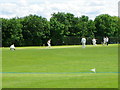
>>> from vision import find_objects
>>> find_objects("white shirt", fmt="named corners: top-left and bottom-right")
top-left (92, 39), bottom-right (96, 42)
top-left (81, 38), bottom-right (86, 43)
top-left (106, 37), bottom-right (109, 42)
top-left (47, 40), bottom-right (51, 44)
top-left (10, 45), bottom-right (15, 49)
top-left (104, 38), bottom-right (106, 43)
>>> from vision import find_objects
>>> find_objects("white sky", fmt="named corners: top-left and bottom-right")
top-left (0, 0), bottom-right (119, 20)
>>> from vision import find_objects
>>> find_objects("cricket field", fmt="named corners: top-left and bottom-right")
top-left (2, 44), bottom-right (118, 88)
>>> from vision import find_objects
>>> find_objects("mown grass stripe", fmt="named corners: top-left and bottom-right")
top-left (0, 72), bottom-right (119, 74)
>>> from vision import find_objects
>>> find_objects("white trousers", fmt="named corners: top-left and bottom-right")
top-left (48, 43), bottom-right (51, 47)
top-left (82, 43), bottom-right (86, 48)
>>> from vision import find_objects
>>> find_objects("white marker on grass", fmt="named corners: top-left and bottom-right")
top-left (90, 68), bottom-right (96, 73)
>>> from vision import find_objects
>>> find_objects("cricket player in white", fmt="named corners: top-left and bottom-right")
top-left (47, 39), bottom-right (51, 48)
top-left (103, 37), bottom-right (106, 45)
top-left (81, 37), bottom-right (86, 48)
top-left (10, 44), bottom-right (15, 50)
top-left (92, 38), bottom-right (97, 46)
top-left (106, 37), bottom-right (109, 46)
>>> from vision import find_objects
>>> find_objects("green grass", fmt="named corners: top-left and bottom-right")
top-left (2, 44), bottom-right (118, 88)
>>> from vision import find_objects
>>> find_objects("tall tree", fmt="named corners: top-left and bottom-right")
top-left (21, 14), bottom-right (50, 46)
top-left (2, 18), bottom-right (23, 46)
top-left (87, 20), bottom-right (96, 38)
top-left (94, 14), bottom-right (116, 37)
top-left (50, 17), bottom-right (65, 45)
top-left (75, 15), bottom-right (96, 37)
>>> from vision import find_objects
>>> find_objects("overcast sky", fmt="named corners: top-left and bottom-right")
top-left (0, 0), bottom-right (119, 20)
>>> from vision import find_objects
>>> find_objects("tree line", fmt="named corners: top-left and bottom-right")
top-left (1, 12), bottom-right (119, 46)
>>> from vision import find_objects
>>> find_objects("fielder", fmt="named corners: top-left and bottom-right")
top-left (106, 37), bottom-right (109, 46)
top-left (92, 38), bottom-right (97, 46)
top-left (81, 37), bottom-right (86, 48)
top-left (103, 37), bottom-right (106, 45)
top-left (10, 44), bottom-right (15, 50)
top-left (47, 39), bottom-right (51, 48)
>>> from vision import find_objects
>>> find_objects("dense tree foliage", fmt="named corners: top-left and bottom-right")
top-left (2, 18), bottom-right (23, 46)
top-left (1, 13), bottom-right (118, 46)
top-left (94, 14), bottom-right (118, 37)
top-left (20, 15), bottom-right (50, 46)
